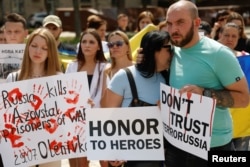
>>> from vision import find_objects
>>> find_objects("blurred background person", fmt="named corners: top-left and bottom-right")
top-left (0, 26), bottom-right (6, 78)
top-left (199, 20), bottom-right (212, 38)
top-left (226, 11), bottom-right (250, 53)
top-left (3, 13), bottom-right (28, 44)
top-left (87, 15), bottom-right (107, 41)
top-left (0, 26), bottom-right (6, 44)
top-left (136, 10), bottom-right (155, 32)
top-left (116, 13), bottom-right (129, 33)
top-left (76, 15), bottom-right (109, 57)
top-left (43, 15), bottom-right (77, 56)
top-left (210, 9), bottom-right (230, 40)
top-left (2, 13), bottom-right (28, 78)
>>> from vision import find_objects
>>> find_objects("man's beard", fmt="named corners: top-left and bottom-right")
top-left (171, 24), bottom-right (194, 47)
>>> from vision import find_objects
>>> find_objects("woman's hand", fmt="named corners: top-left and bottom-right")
top-left (87, 98), bottom-right (95, 108)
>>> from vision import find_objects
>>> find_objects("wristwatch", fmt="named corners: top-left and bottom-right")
top-left (203, 88), bottom-right (212, 97)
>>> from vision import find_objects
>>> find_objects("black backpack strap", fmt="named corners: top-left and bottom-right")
top-left (124, 68), bottom-right (138, 100)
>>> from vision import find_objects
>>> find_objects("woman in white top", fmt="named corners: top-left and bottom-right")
top-left (65, 29), bottom-right (107, 167)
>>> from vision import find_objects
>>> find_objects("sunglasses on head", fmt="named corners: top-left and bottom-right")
top-left (107, 41), bottom-right (124, 48)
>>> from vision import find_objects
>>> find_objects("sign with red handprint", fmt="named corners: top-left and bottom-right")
top-left (0, 72), bottom-right (90, 167)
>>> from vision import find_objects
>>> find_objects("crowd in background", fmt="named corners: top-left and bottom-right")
top-left (0, 0), bottom-right (250, 167)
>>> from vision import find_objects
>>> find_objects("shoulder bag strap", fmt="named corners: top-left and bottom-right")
top-left (124, 68), bottom-right (138, 100)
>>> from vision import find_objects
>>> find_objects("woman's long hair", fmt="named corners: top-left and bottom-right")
top-left (76, 29), bottom-right (107, 71)
top-left (226, 12), bottom-right (247, 39)
top-left (136, 30), bottom-right (172, 78)
top-left (106, 30), bottom-right (132, 76)
top-left (18, 28), bottom-right (61, 80)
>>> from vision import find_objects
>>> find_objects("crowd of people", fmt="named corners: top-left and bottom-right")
top-left (0, 0), bottom-right (250, 167)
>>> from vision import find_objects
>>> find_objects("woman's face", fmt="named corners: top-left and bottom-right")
top-left (154, 43), bottom-right (172, 72)
top-left (29, 35), bottom-right (48, 64)
top-left (97, 24), bottom-right (107, 41)
top-left (108, 35), bottom-right (128, 60)
top-left (81, 33), bottom-right (100, 58)
top-left (139, 17), bottom-right (152, 30)
top-left (219, 26), bottom-right (239, 50)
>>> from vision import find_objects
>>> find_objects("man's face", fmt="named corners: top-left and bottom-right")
top-left (4, 22), bottom-right (28, 44)
top-left (45, 23), bottom-right (62, 40)
top-left (166, 9), bottom-right (195, 47)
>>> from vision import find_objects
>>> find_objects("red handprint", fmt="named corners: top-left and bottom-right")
top-left (66, 125), bottom-right (85, 152)
top-left (2, 114), bottom-right (24, 148)
top-left (30, 84), bottom-right (44, 110)
top-left (64, 79), bottom-right (82, 104)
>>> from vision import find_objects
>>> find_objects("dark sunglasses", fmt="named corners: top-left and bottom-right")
top-left (107, 41), bottom-right (124, 48)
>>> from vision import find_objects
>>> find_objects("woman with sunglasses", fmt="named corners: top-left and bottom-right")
top-left (102, 30), bottom-right (134, 95)
top-left (65, 29), bottom-right (107, 167)
top-left (101, 30), bottom-right (173, 167)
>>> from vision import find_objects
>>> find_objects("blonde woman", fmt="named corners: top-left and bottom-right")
top-left (102, 30), bottom-right (133, 94)
top-left (6, 28), bottom-right (62, 167)
top-left (6, 27), bottom-right (62, 81)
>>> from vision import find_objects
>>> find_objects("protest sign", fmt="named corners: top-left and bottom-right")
top-left (0, 44), bottom-right (25, 64)
top-left (86, 107), bottom-right (164, 161)
top-left (0, 72), bottom-right (90, 167)
top-left (160, 83), bottom-right (216, 160)
top-left (0, 44), bottom-right (25, 79)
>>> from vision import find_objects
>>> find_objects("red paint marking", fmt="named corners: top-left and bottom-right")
top-left (30, 94), bottom-right (42, 110)
top-left (64, 108), bottom-right (76, 118)
top-left (64, 93), bottom-right (79, 104)
top-left (38, 85), bottom-right (41, 93)
top-left (27, 117), bottom-right (41, 130)
top-left (66, 136), bottom-right (78, 152)
top-left (4, 113), bottom-right (6, 122)
top-left (44, 119), bottom-right (58, 134)
top-left (49, 140), bottom-right (63, 153)
top-left (8, 88), bottom-right (23, 102)
top-left (209, 99), bottom-right (216, 136)
top-left (4, 124), bottom-right (24, 148)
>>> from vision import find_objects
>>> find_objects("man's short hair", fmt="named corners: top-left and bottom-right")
top-left (4, 13), bottom-right (27, 29)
